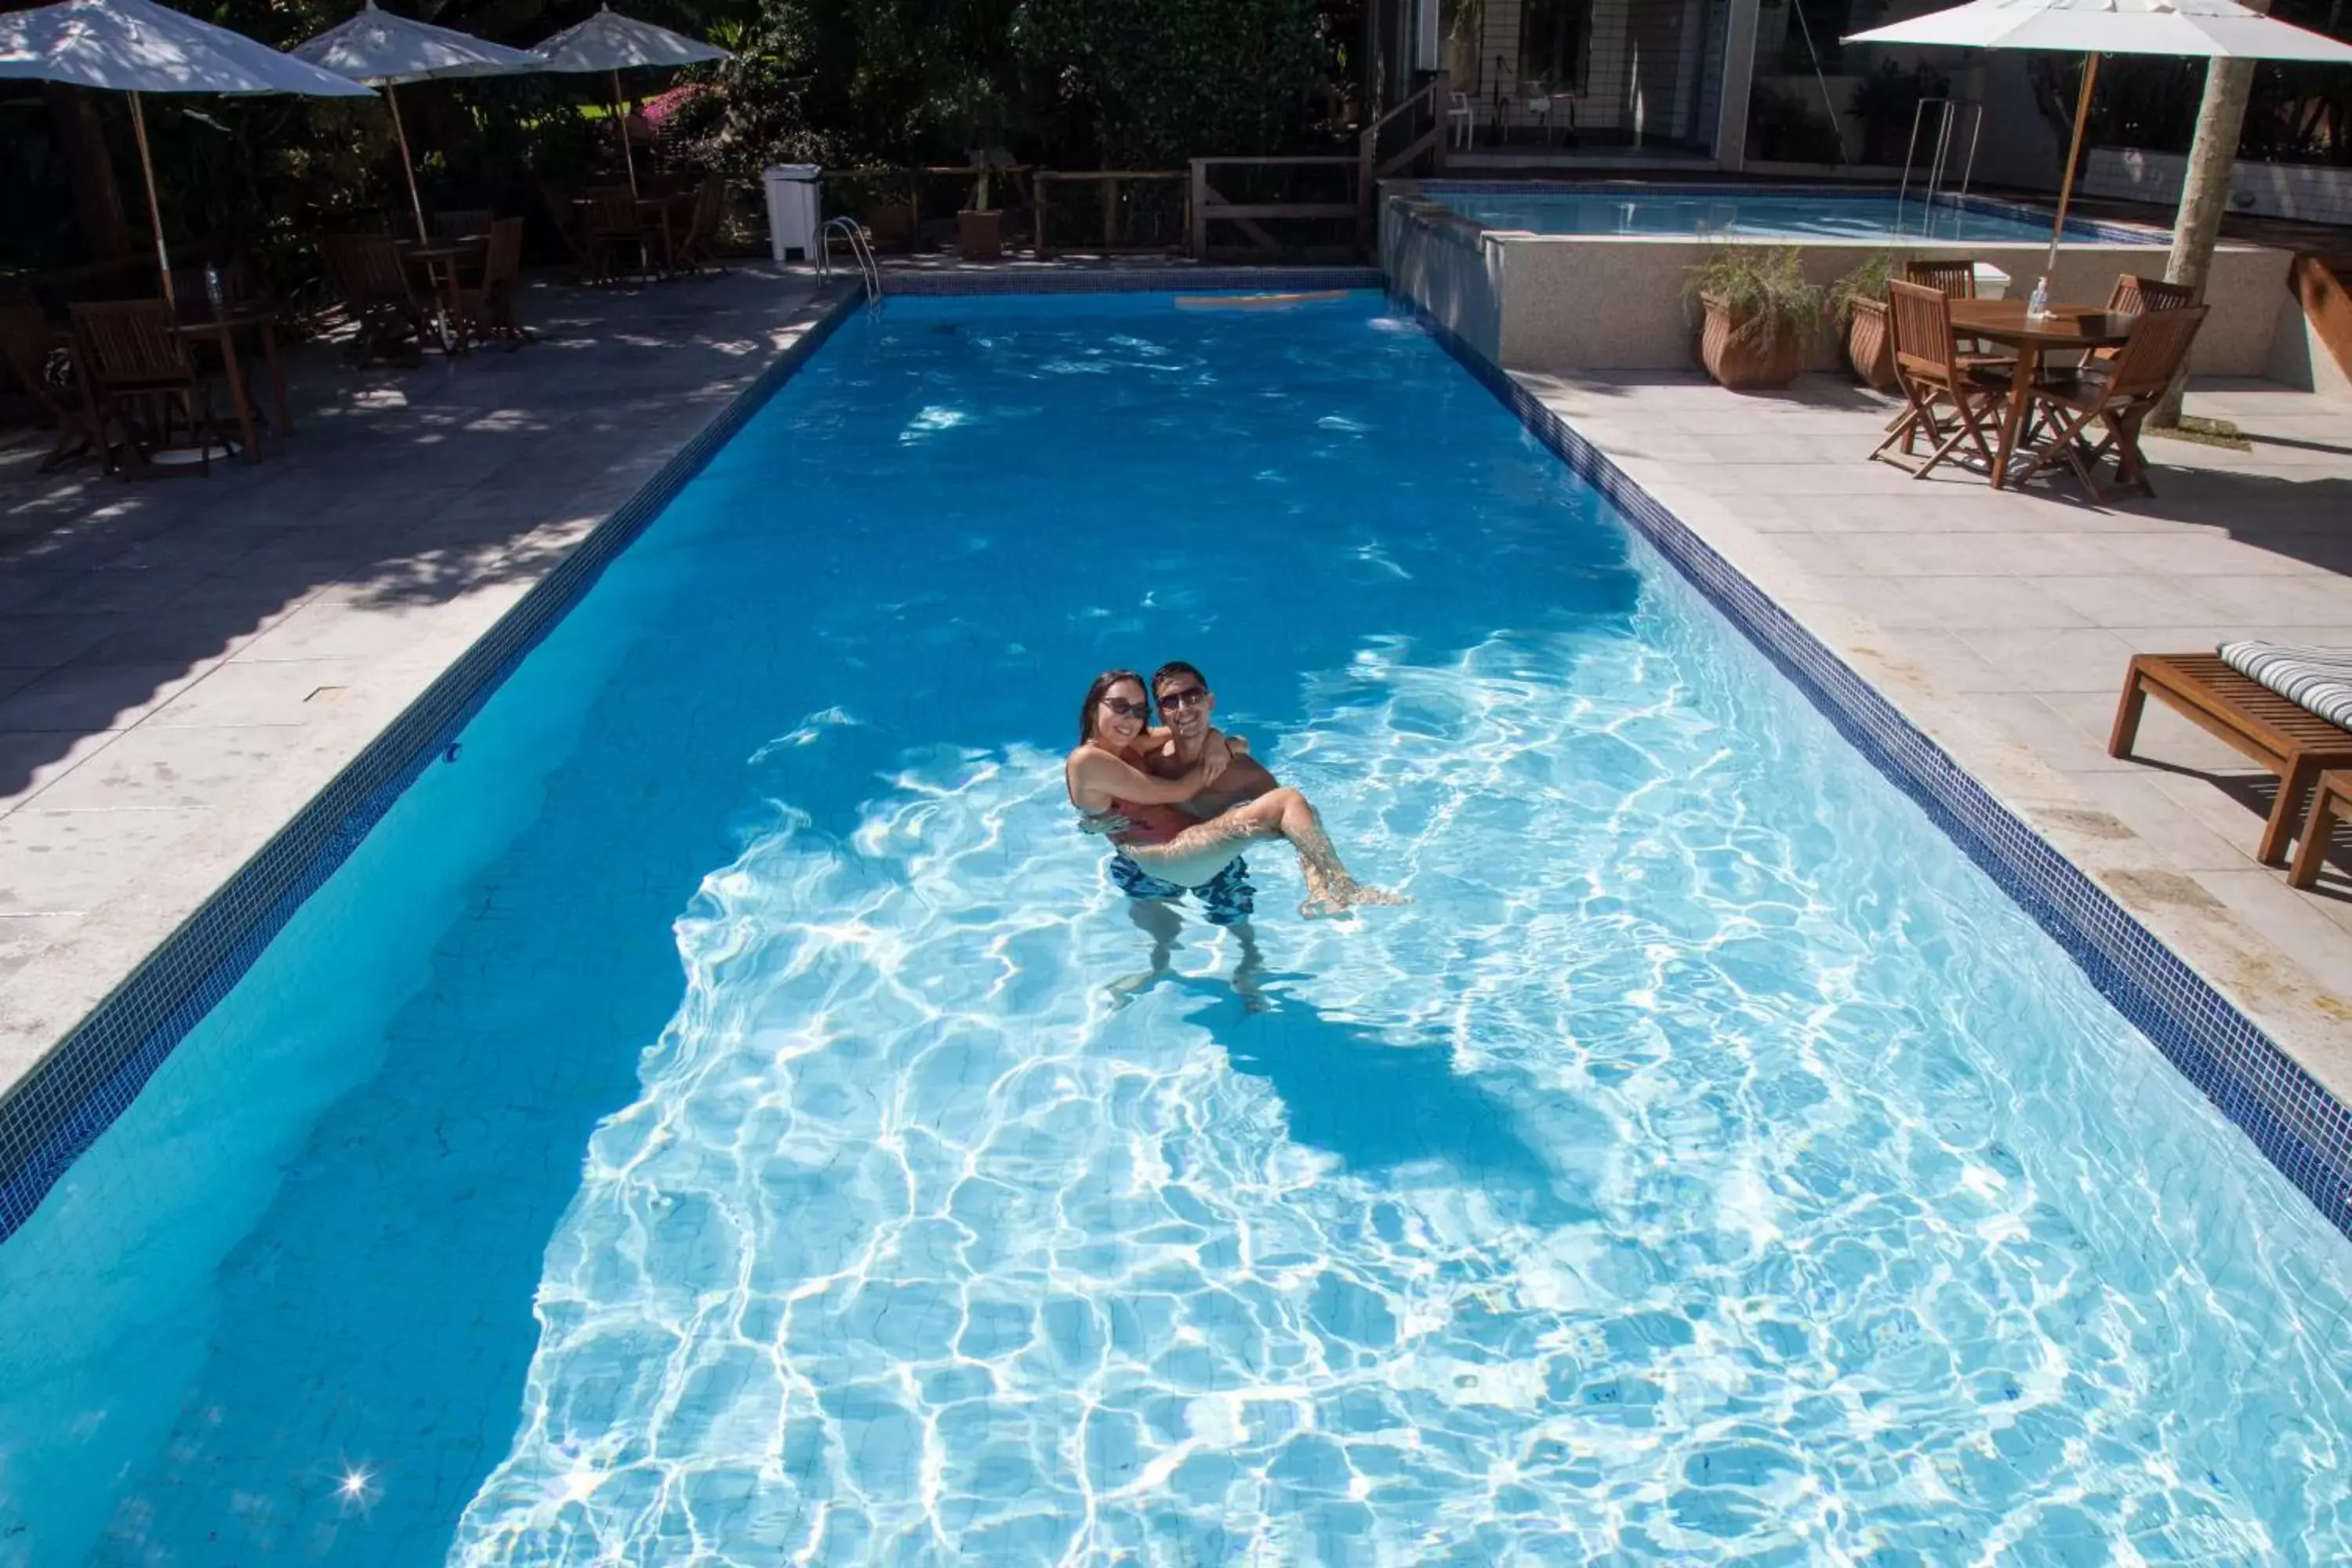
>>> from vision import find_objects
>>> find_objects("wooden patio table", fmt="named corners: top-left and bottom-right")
top-left (173, 302), bottom-right (290, 464)
top-left (398, 236), bottom-right (487, 353)
top-left (1947, 299), bottom-right (2136, 491)
top-left (571, 192), bottom-right (695, 275)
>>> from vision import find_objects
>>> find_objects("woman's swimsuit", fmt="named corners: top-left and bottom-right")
top-left (1103, 797), bottom-right (1192, 846)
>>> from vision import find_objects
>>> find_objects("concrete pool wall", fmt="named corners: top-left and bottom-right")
top-left (1381, 183), bottom-right (2296, 379)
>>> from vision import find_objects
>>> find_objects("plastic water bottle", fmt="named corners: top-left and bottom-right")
top-left (2026, 274), bottom-right (2050, 321)
top-left (203, 263), bottom-right (223, 311)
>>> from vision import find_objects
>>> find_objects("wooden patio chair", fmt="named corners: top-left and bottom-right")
top-left (2111, 652), bottom-right (2352, 866)
top-left (162, 260), bottom-right (274, 426)
top-left (433, 208), bottom-right (494, 241)
top-left (2109, 274), bottom-right (2195, 314)
top-left (459, 216), bottom-right (533, 350)
top-left (68, 299), bottom-right (229, 477)
top-left (1871, 278), bottom-right (2008, 479)
top-left (165, 260), bottom-right (251, 326)
top-left (1903, 258), bottom-right (1978, 298)
top-left (2085, 274), bottom-right (2197, 368)
top-left (431, 209), bottom-right (495, 289)
top-left (321, 232), bottom-right (427, 366)
top-left (539, 181), bottom-right (591, 281)
top-left (1902, 256), bottom-right (2008, 365)
top-left (2015, 304), bottom-right (2208, 502)
top-left (673, 174), bottom-right (728, 275)
top-left (583, 186), bottom-right (657, 284)
top-left (1, 298), bottom-right (100, 473)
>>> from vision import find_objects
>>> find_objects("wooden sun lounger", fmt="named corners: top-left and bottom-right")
top-left (2289, 771), bottom-right (2350, 890)
top-left (2110, 653), bottom-right (2352, 866)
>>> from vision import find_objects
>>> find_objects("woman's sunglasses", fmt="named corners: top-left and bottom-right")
top-left (1101, 696), bottom-right (1151, 720)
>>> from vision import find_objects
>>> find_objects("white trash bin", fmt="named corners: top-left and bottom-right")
top-left (763, 164), bottom-right (822, 260)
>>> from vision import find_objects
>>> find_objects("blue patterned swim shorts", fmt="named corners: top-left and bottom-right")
top-left (1107, 852), bottom-right (1256, 926)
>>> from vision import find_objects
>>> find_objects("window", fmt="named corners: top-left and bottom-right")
top-left (1519, 0), bottom-right (1591, 93)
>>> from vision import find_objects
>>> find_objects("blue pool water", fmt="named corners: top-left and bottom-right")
top-left (1427, 184), bottom-right (2158, 245)
top-left (4, 292), bottom-right (2350, 1565)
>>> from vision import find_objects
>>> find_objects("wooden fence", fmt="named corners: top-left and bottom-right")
top-left (1188, 157), bottom-right (1366, 260)
top-left (1032, 171), bottom-right (1190, 259)
top-left (814, 82), bottom-right (1450, 264)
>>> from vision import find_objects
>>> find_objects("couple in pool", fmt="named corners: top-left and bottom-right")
top-left (1065, 662), bottom-right (1406, 924)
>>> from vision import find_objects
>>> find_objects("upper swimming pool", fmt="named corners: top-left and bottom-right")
top-left (1425, 183), bottom-right (2161, 245)
top-left (2, 291), bottom-right (2347, 1565)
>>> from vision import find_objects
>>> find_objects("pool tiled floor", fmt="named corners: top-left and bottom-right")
top-left (0, 266), bottom-right (827, 1093)
top-left (1515, 368), bottom-right (2352, 1082)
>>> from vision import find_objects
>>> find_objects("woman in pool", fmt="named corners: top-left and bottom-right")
top-left (1065, 669), bottom-right (1406, 918)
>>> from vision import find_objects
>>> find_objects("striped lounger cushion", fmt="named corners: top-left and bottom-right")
top-left (2218, 641), bottom-right (2352, 730)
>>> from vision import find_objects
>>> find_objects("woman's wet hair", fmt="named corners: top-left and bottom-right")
top-left (1080, 669), bottom-right (1148, 741)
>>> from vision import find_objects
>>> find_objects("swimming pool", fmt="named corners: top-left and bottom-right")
top-left (3, 291), bottom-right (2349, 1564)
top-left (1425, 183), bottom-right (2159, 245)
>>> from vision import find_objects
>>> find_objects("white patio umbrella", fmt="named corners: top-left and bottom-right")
top-left (0, 0), bottom-right (377, 310)
top-left (293, 1), bottom-right (543, 242)
top-left (1846, 0), bottom-right (2352, 288)
top-left (530, 5), bottom-right (728, 198)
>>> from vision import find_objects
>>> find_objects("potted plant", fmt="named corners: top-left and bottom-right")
top-left (1684, 245), bottom-right (1823, 391)
top-left (1828, 251), bottom-right (1900, 391)
top-left (958, 153), bottom-right (1003, 260)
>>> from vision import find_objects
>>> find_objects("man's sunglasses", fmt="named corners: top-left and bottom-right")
top-left (1158, 686), bottom-right (1209, 710)
top-left (1101, 696), bottom-right (1151, 719)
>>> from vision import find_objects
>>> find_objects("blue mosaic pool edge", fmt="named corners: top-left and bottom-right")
top-left (0, 286), bottom-right (870, 1243)
top-left (1394, 300), bottom-right (2352, 1241)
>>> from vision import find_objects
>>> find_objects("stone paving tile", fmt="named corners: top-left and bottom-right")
top-left (1947, 626), bottom-right (2146, 694)
top-left (1866, 575), bottom-right (2100, 631)
top-left (0, 913), bottom-right (73, 982)
top-left (0, 730), bottom-right (119, 808)
top-left (0, 807), bottom-right (215, 914)
top-left (2033, 573), bottom-right (2241, 629)
top-left (1520, 367), bottom-right (2352, 1080)
top-left (0, 267), bottom-right (826, 1081)
top-left (0, 661), bottom-right (210, 734)
top-left (24, 724), bottom-right (295, 813)
top-left (142, 659), bottom-right (370, 729)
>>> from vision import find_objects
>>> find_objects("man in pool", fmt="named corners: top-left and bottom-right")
top-left (1105, 662), bottom-right (1279, 996)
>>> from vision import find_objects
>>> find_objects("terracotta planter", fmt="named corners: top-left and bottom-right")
top-left (1697, 292), bottom-right (1806, 391)
top-left (957, 209), bottom-right (1003, 261)
top-left (1846, 296), bottom-right (1899, 391)
top-left (855, 201), bottom-right (913, 250)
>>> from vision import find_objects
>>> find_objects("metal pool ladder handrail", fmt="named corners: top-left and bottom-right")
top-left (818, 217), bottom-right (881, 304)
top-left (1896, 97), bottom-right (1984, 236)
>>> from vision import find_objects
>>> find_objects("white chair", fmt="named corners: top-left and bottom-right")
top-left (1523, 86), bottom-right (1571, 145)
top-left (1447, 91), bottom-right (1475, 150)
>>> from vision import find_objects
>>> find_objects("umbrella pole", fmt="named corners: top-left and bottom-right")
top-left (612, 69), bottom-right (639, 198)
top-left (2042, 51), bottom-right (2100, 281)
top-left (128, 91), bottom-right (175, 314)
top-left (387, 83), bottom-right (430, 243)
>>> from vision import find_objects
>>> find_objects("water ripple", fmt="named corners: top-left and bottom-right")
top-left (452, 600), bottom-right (2352, 1565)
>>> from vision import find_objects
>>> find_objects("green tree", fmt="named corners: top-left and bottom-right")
top-left (1014, 0), bottom-right (1330, 165)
